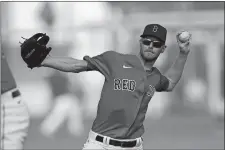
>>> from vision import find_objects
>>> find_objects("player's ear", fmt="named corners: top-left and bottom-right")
top-left (161, 45), bottom-right (167, 53)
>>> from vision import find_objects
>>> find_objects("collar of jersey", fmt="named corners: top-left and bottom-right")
top-left (132, 55), bottom-right (155, 75)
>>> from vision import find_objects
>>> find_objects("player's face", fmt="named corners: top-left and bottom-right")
top-left (139, 37), bottom-right (165, 61)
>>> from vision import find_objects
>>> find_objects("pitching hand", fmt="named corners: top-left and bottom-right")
top-left (176, 31), bottom-right (192, 54)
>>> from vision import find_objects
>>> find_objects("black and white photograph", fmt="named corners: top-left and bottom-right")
top-left (1, 1), bottom-right (224, 149)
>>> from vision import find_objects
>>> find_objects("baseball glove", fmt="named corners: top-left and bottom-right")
top-left (19, 33), bottom-right (52, 69)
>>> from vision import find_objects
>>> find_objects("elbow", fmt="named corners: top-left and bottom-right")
top-left (72, 70), bottom-right (81, 73)
top-left (61, 65), bottom-right (82, 73)
top-left (166, 87), bottom-right (174, 92)
top-left (166, 80), bottom-right (177, 92)
top-left (55, 67), bottom-right (75, 73)
top-left (59, 60), bottom-right (87, 73)
top-left (71, 67), bottom-right (87, 73)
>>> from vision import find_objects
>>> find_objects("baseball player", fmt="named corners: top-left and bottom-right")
top-left (20, 24), bottom-right (191, 149)
top-left (1, 51), bottom-right (30, 150)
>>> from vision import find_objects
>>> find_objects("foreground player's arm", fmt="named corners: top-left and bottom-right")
top-left (164, 52), bottom-right (189, 91)
top-left (164, 35), bottom-right (191, 91)
top-left (41, 56), bottom-right (88, 73)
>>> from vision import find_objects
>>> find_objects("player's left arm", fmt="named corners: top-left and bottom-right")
top-left (164, 32), bottom-right (191, 91)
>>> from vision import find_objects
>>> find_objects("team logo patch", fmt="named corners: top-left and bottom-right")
top-left (146, 85), bottom-right (155, 97)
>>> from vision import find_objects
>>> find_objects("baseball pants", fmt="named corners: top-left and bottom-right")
top-left (1, 88), bottom-right (30, 150)
top-left (82, 130), bottom-right (143, 150)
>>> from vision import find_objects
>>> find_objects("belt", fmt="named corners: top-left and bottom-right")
top-left (12, 90), bottom-right (21, 98)
top-left (95, 135), bottom-right (137, 148)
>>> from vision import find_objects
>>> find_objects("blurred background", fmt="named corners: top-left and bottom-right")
top-left (1, 1), bottom-right (224, 149)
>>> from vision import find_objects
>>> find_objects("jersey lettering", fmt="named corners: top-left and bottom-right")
top-left (129, 80), bottom-right (136, 91)
top-left (122, 79), bottom-right (129, 90)
top-left (114, 78), bottom-right (136, 92)
top-left (114, 78), bottom-right (121, 90)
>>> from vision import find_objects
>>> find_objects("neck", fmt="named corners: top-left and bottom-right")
top-left (137, 53), bottom-right (156, 71)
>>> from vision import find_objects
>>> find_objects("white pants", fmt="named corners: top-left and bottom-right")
top-left (1, 89), bottom-right (30, 150)
top-left (83, 130), bottom-right (143, 150)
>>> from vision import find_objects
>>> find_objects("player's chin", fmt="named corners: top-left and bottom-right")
top-left (143, 52), bottom-right (156, 61)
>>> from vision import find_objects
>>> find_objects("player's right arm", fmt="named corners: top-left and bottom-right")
top-left (41, 56), bottom-right (88, 73)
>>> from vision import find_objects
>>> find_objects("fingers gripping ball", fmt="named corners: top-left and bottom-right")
top-left (19, 33), bottom-right (52, 69)
top-left (178, 31), bottom-right (191, 43)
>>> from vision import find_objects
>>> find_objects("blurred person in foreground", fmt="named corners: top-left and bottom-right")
top-left (36, 24), bottom-right (191, 149)
top-left (1, 51), bottom-right (30, 150)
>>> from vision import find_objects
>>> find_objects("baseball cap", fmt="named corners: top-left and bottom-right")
top-left (140, 24), bottom-right (167, 43)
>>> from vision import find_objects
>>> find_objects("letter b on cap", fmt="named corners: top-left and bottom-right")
top-left (152, 25), bottom-right (158, 32)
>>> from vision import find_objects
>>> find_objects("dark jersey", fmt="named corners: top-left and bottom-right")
top-left (83, 51), bottom-right (169, 139)
top-left (1, 52), bottom-right (17, 94)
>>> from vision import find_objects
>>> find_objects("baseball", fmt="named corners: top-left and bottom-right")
top-left (178, 31), bottom-right (191, 43)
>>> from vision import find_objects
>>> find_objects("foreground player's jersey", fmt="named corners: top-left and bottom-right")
top-left (84, 51), bottom-right (169, 139)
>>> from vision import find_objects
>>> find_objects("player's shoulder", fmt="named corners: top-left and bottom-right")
top-left (100, 50), bottom-right (139, 64)
top-left (153, 67), bottom-right (160, 73)
top-left (100, 50), bottom-right (127, 61)
top-left (152, 67), bottom-right (169, 85)
top-left (152, 67), bottom-right (163, 76)
top-left (101, 50), bottom-right (121, 57)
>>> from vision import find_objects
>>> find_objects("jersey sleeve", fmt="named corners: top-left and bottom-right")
top-left (155, 69), bottom-right (170, 92)
top-left (83, 51), bottom-right (114, 80)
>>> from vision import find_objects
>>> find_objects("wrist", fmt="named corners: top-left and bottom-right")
top-left (40, 61), bottom-right (45, 67)
top-left (179, 51), bottom-right (190, 57)
top-left (41, 56), bottom-right (49, 66)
